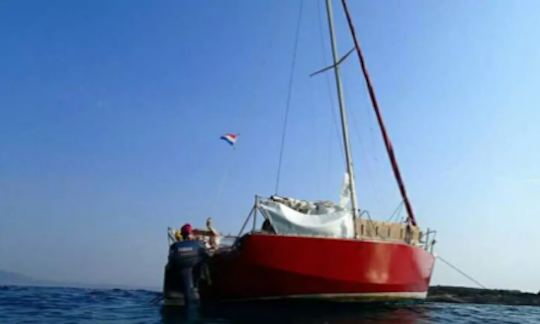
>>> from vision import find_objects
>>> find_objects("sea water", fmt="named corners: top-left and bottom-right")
top-left (1, 285), bottom-right (539, 323)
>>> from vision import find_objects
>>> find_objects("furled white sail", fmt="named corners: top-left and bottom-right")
top-left (257, 174), bottom-right (354, 238)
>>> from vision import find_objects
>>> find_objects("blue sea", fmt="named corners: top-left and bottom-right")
top-left (1, 286), bottom-right (540, 323)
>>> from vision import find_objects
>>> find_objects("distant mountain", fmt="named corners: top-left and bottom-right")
top-left (0, 270), bottom-right (42, 286)
top-left (0, 269), bottom-right (159, 291)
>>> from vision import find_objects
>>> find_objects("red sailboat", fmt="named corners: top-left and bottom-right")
top-left (164, 0), bottom-right (436, 305)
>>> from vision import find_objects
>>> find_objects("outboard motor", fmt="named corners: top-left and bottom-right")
top-left (163, 239), bottom-right (208, 306)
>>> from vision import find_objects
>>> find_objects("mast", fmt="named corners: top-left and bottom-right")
top-left (340, 0), bottom-right (417, 226)
top-left (325, 0), bottom-right (360, 232)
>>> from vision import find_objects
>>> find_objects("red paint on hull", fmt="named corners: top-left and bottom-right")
top-left (205, 233), bottom-right (435, 301)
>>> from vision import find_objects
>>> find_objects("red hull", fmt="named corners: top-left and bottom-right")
top-left (206, 233), bottom-right (435, 301)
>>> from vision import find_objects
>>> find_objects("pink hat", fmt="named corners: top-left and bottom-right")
top-left (181, 223), bottom-right (193, 236)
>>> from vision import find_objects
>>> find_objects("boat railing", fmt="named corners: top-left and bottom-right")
top-left (232, 196), bottom-right (265, 243)
top-left (233, 196), bottom-right (437, 254)
top-left (423, 228), bottom-right (437, 253)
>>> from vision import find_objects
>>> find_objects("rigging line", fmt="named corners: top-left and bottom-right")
top-left (316, 0), bottom-right (343, 192)
top-left (386, 200), bottom-right (404, 222)
top-left (437, 255), bottom-right (487, 289)
top-left (274, 0), bottom-right (304, 194)
top-left (215, 160), bottom-right (231, 204)
top-left (213, 147), bottom-right (237, 215)
top-left (348, 104), bottom-right (387, 212)
top-left (214, 148), bottom-right (236, 213)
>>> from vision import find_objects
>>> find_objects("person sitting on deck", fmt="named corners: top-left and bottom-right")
top-left (189, 218), bottom-right (220, 250)
top-left (205, 217), bottom-right (220, 249)
top-left (172, 223), bottom-right (195, 241)
top-left (174, 220), bottom-right (220, 249)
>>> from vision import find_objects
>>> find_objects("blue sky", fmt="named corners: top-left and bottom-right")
top-left (1, 0), bottom-right (539, 292)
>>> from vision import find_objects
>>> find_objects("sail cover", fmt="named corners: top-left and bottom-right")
top-left (257, 174), bottom-right (354, 238)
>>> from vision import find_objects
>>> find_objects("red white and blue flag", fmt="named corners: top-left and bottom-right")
top-left (220, 133), bottom-right (238, 146)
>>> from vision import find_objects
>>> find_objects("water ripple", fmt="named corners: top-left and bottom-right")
top-left (1, 285), bottom-right (540, 323)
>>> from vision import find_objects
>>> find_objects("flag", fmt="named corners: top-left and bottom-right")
top-left (220, 133), bottom-right (238, 146)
